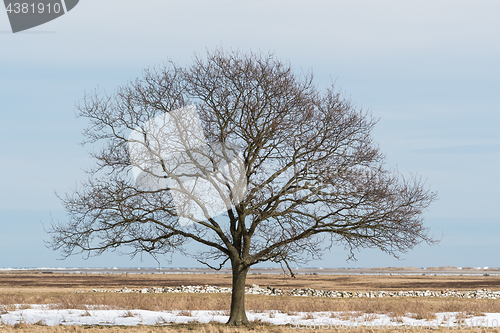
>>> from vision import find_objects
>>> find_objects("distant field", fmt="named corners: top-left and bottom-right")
top-left (1, 271), bottom-right (500, 292)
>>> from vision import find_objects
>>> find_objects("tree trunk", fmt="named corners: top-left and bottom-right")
top-left (227, 263), bottom-right (249, 325)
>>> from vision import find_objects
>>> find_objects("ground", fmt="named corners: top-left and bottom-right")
top-left (1, 271), bottom-right (500, 332)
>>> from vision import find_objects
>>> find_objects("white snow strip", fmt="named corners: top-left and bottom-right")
top-left (1, 306), bottom-right (500, 329)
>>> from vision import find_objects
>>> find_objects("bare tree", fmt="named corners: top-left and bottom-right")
top-left (48, 49), bottom-right (437, 325)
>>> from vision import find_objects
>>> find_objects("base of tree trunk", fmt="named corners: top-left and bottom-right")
top-left (226, 315), bottom-right (249, 326)
top-left (227, 264), bottom-right (249, 325)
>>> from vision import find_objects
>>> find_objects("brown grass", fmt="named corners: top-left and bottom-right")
top-left (119, 310), bottom-right (136, 318)
top-left (0, 291), bottom-right (497, 325)
top-left (0, 305), bottom-right (9, 315)
top-left (0, 323), bottom-right (499, 333)
top-left (2, 271), bottom-right (500, 292)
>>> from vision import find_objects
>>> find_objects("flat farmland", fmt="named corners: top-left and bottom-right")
top-left (1, 271), bottom-right (500, 292)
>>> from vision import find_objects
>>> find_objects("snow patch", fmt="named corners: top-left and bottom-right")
top-left (2, 306), bottom-right (500, 328)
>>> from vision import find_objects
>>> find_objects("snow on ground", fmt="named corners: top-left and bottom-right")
top-left (2, 305), bottom-right (500, 329)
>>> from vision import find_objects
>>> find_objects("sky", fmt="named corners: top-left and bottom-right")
top-left (0, 0), bottom-right (499, 269)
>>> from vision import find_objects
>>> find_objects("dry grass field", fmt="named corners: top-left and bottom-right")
top-left (1, 271), bottom-right (500, 332)
top-left (6, 322), bottom-right (497, 333)
top-left (2, 271), bottom-right (500, 292)
top-left (3, 323), bottom-right (499, 333)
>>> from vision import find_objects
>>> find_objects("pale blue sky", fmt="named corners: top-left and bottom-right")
top-left (1, 0), bottom-right (499, 268)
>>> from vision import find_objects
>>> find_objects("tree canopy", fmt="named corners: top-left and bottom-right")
top-left (49, 49), bottom-right (437, 325)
